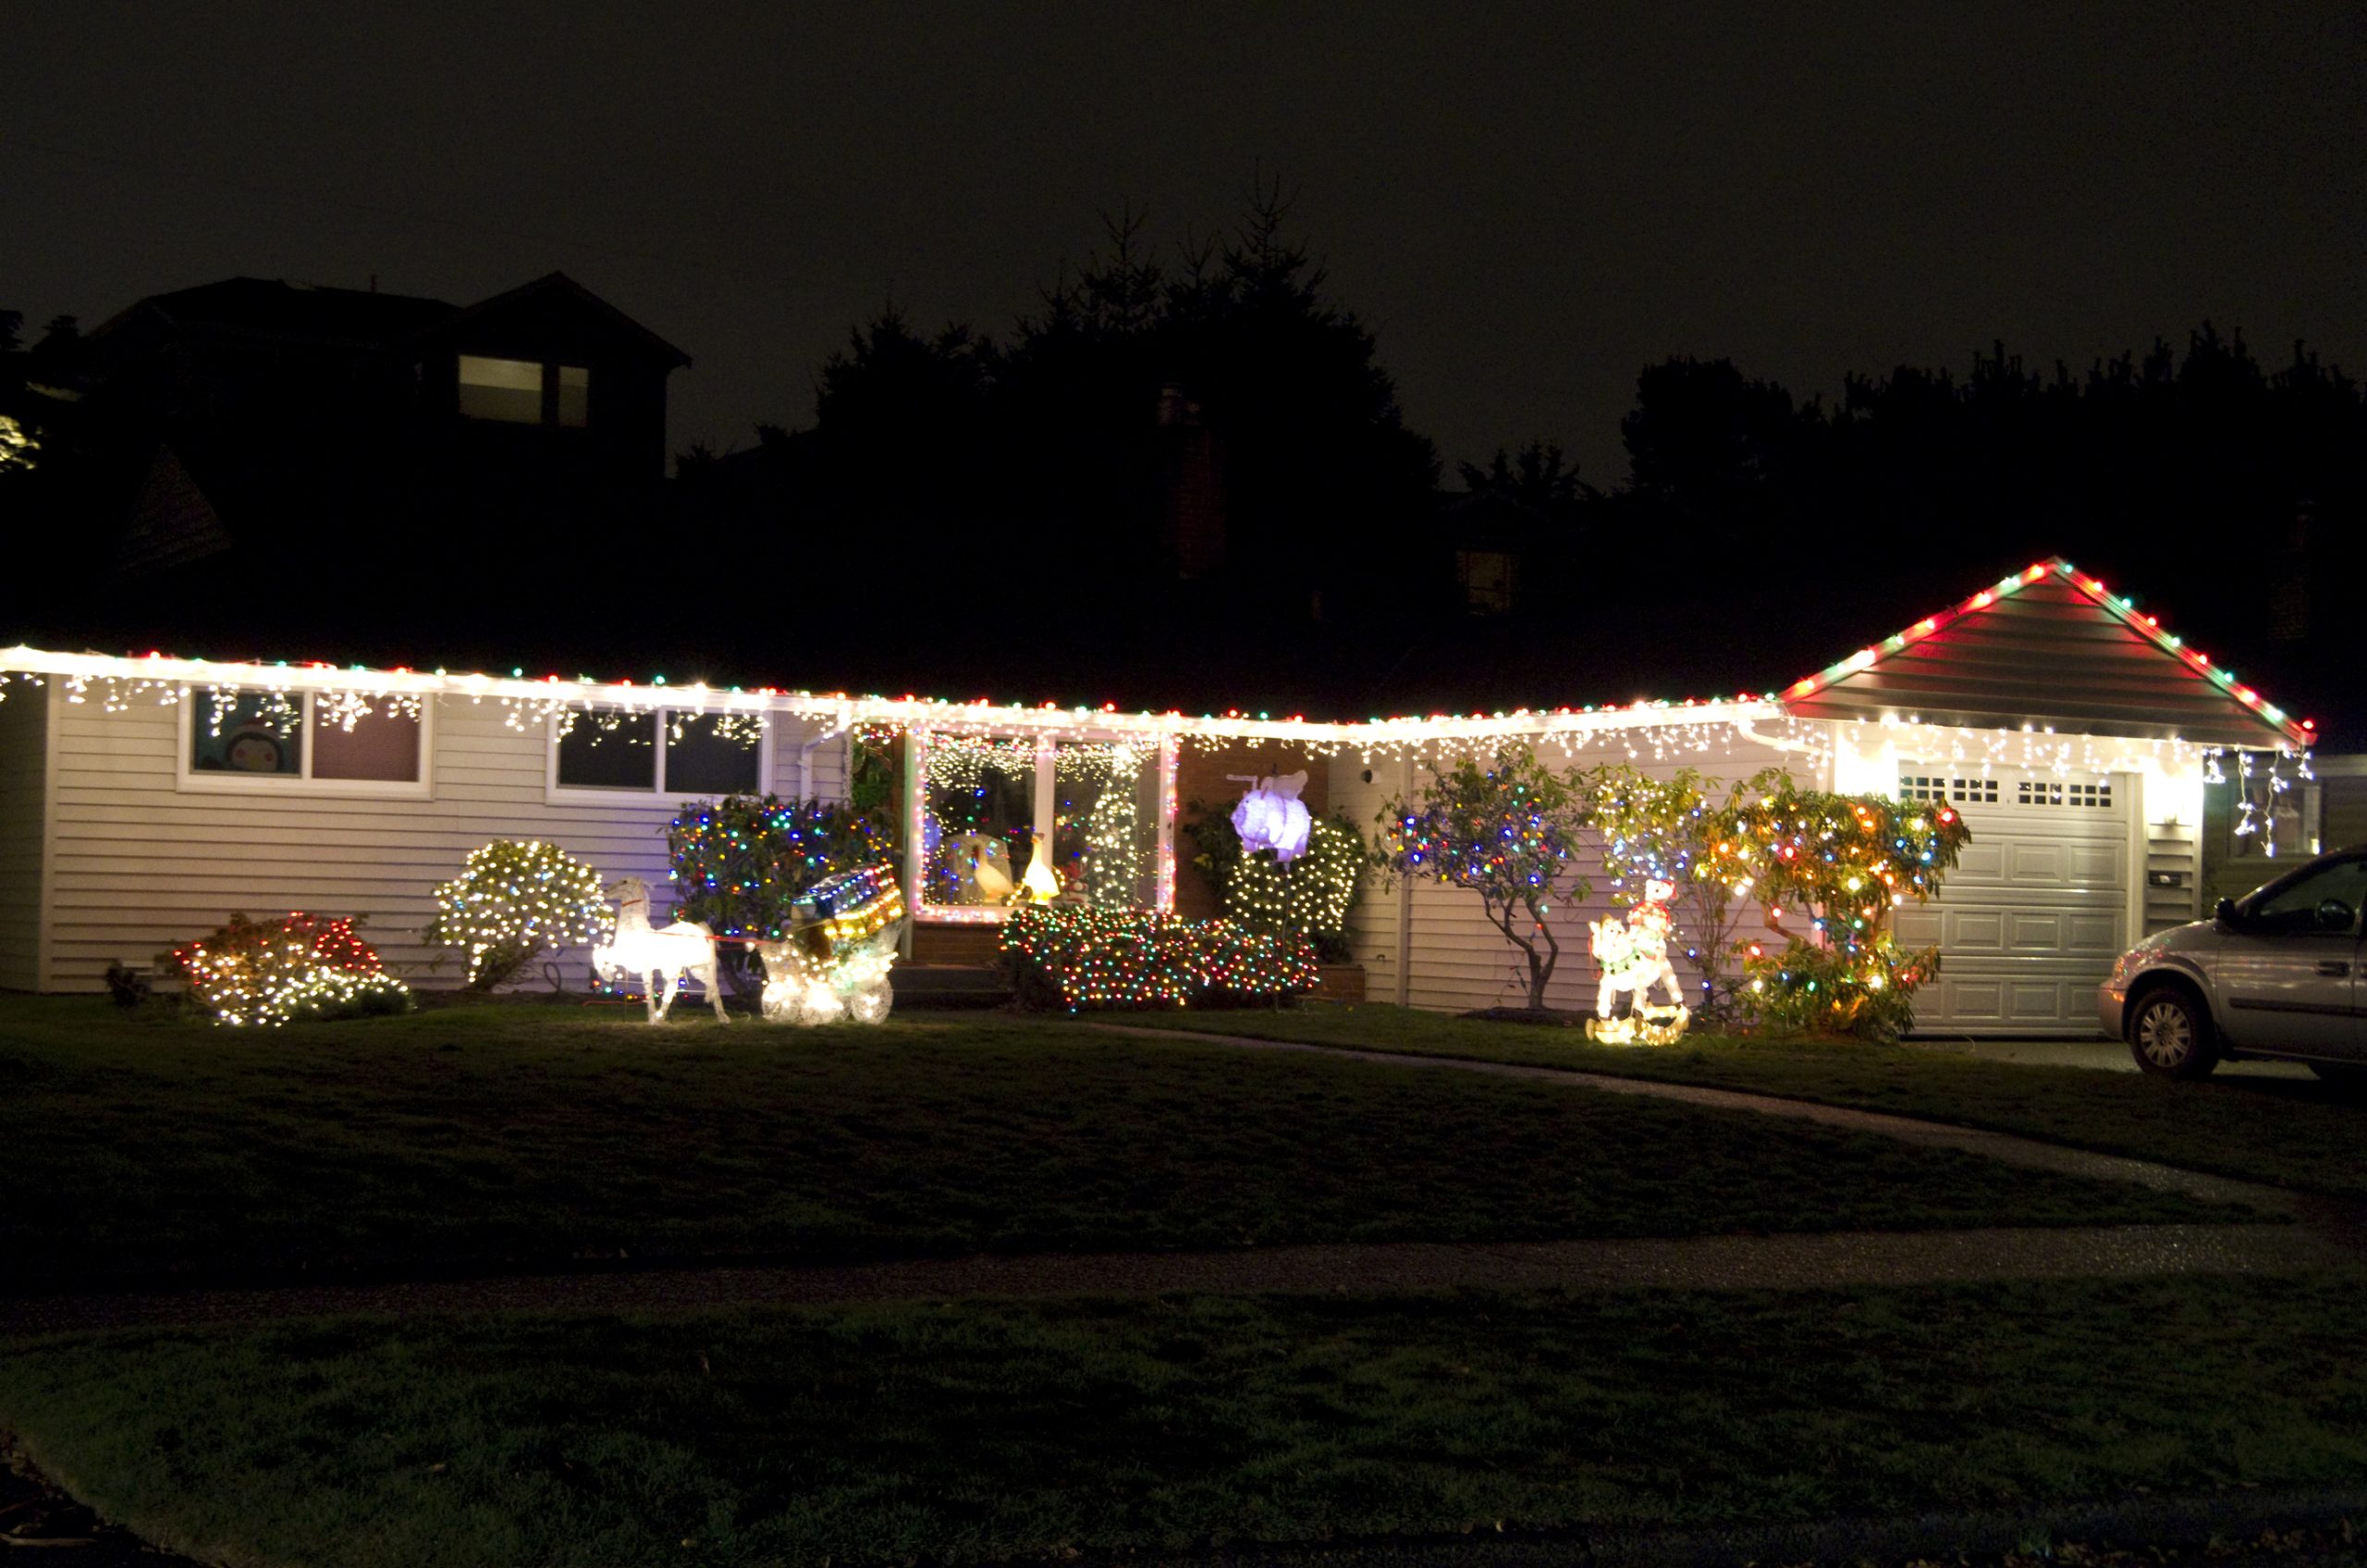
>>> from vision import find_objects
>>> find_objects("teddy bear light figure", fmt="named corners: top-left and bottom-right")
top-left (1585, 876), bottom-right (1692, 1046)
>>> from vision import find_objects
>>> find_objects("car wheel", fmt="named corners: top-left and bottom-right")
top-left (2128, 986), bottom-right (2219, 1079)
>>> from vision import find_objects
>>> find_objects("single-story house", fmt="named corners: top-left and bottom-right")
top-left (0, 558), bottom-right (2316, 1035)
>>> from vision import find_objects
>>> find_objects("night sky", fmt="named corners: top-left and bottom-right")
top-left (6, 4), bottom-right (2362, 483)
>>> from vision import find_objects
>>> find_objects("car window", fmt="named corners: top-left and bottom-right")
top-left (2247, 858), bottom-right (2367, 936)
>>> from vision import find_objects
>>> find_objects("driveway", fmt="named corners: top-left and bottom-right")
top-left (1909, 1036), bottom-right (2314, 1077)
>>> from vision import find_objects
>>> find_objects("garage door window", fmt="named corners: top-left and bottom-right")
top-left (1900, 775), bottom-right (1998, 805)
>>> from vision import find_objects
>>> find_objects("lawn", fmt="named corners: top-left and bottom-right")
top-left (1112, 1005), bottom-right (2367, 1198)
top-left (6, 1271), bottom-right (2364, 1567)
top-left (0, 997), bottom-right (2234, 1292)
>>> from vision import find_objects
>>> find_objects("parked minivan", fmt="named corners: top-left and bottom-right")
top-left (2098, 847), bottom-right (2367, 1083)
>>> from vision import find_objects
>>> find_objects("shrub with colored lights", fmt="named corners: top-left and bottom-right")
top-left (1186, 802), bottom-right (1366, 962)
top-left (1584, 762), bottom-right (1788, 1023)
top-left (163, 912), bottom-right (412, 1027)
top-left (1709, 788), bottom-right (1972, 1040)
top-left (998, 906), bottom-right (1321, 1011)
top-left (1375, 744), bottom-right (1590, 1011)
top-left (668, 794), bottom-right (895, 940)
top-left (423, 839), bottom-right (614, 991)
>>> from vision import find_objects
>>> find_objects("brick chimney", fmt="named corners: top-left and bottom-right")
top-left (1158, 384), bottom-right (1226, 579)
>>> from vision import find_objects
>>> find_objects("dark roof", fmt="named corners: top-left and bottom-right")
top-left (102, 277), bottom-right (459, 349)
top-left (436, 272), bottom-right (692, 367)
top-left (96, 272), bottom-right (688, 366)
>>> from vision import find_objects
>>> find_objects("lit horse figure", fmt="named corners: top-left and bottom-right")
top-left (590, 876), bottom-right (729, 1023)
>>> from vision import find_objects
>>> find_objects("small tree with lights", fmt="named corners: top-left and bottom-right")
top-left (423, 839), bottom-right (615, 992)
top-left (1376, 744), bottom-right (1590, 1011)
top-left (1584, 762), bottom-right (1787, 1023)
top-left (1707, 788), bottom-right (1972, 1040)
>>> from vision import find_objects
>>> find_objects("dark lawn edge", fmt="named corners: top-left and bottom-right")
top-left (13, 1416), bottom-right (2364, 1568)
top-left (2, 1435), bottom-right (206, 1565)
top-left (1130, 1484), bottom-right (2367, 1568)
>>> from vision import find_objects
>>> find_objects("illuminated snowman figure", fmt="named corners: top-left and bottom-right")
top-left (1586, 877), bottom-right (1691, 1045)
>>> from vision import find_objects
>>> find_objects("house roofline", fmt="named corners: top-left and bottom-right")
top-left (1778, 556), bottom-right (2312, 748)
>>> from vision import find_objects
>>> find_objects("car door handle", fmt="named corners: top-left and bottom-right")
top-left (2318, 961), bottom-right (2350, 976)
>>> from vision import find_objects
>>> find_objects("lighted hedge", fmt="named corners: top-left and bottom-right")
top-left (163, 913), bottom-right (412, 1027)
top-left (998, 906), bottom-right (1321, 1012)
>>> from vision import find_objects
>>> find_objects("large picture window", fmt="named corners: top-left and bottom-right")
top-left (179, 690), bottom-right (429, 797)
top-left (549, 708), bottom-right (766, 799)
top-left (915, 733), bottom-right (1168, 917)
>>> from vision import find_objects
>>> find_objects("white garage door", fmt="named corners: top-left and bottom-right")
top-left (1892, 767), bottom-right (2128, 1036)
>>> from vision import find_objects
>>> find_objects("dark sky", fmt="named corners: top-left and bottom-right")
top-left (6, 3), bottom-right (2361, 481)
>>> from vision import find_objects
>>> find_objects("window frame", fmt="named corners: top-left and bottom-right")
top-left (174, 688), bottom-right (435, 801)
top-left (544, 706), bottom-right (773, 806)
top-left (908, 729), bottom-right (1176, 924)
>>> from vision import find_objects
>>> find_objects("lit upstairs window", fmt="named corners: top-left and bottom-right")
top-left (557, 364), bottom-right (589, 427)
top-left (458, 355), bottom-right (545, 423)
top-left (457, 357), bottom-right (591, 425)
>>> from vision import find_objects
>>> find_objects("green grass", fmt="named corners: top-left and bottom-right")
top-left (1112, 1005), bottom-right (2367, 1197)
top-left (0, 997), bottom-right (2234, 1292)
top-left (6, 1272), bottom-right (2365, 1566)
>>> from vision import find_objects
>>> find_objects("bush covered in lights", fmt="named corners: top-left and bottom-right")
top-left (1186, 802), bottom-right (1366, 962)
top-left (668, 794), bottom-right (895, 940)
top-left (998, 906), bottom-right (1321, 1012)
top-left (423, 839), bottom-right (614, 991)
top-left (1710, 788), bottom-right (1972, 1041)
top-left (163, 913), bottom-right (412, 1027)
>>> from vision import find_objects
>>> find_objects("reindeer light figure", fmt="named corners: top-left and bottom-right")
top-left (590, 876), bottom-right (729, 1023)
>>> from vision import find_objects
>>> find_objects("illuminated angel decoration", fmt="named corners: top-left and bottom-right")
top-left (1230, 770), bottom-right (1312, 863)
top-left (1586, 877), bottom-right (1690, 1045)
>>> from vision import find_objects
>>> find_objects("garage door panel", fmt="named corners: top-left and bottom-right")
top-left (1943, 910), bottom-right (2005, 951)
top-left (1894, 907), bottom-right (1944, 947)
top-left (2066, 913), bottom-right (2120, 954)
top-left (2006, 912), bottom-right (2062, 950)
top-left (1955, 841), bottom-right (2007, 880)
top-left (1905, 766), bottom-right (2127, 1037)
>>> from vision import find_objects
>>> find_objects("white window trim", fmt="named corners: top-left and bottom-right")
top-left (544, 707), bottom-right (773, 806)
top-left (175, 688), bottom-right (436, 801)
top-left (909, 729), bottom-right (1174, 925)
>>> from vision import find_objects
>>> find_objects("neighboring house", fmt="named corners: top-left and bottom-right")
top-left (0, 558), bottom-right (2310, 1035)
top-left (1437, 488), bottom-right (1555, 616)
top-left (70, 272), bottom-right (688, 568)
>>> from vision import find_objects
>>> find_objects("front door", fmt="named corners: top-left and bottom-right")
top-left (2215, 856), bottom-right (2367, 1059)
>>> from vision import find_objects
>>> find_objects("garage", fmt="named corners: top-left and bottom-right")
top-left (1892, 766), bottom-right (2131, 1035)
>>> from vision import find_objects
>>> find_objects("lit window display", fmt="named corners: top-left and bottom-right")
top-left (916, 733), bottom-right (1172, 918)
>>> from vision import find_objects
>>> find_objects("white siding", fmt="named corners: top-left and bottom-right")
top-left (0, 683), bottom-right (48, 991)
top-left (41, 698), bottom-right (850, 993)
top-left (2143, 764), bottom-right (2204, 935)
top-left (1338, 730), bottom-right (1813, 1014)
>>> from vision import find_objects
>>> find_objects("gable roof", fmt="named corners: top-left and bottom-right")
top-left (435, 272), bottom-right (692, 367)
top-left (1782, 557), bottom-right (2309, 747)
